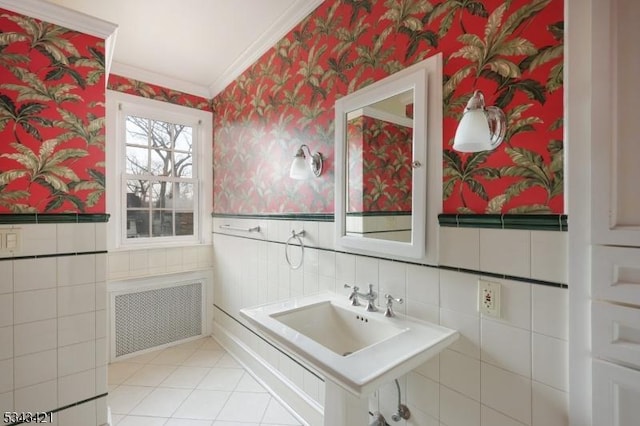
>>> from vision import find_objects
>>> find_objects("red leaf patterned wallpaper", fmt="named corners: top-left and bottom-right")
top-left (0, 9), bottom-right (107, 213)
top-left (0, 1), bottom-right (563, 216)
top-left (107, 75), bottom-right (212, 112)
top-left (212, 0), bottom-right (564, 215)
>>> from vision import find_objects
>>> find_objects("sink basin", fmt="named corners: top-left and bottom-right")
top-left (240, 292), bottom-right (458, 396)
top-left (272, 300), bottom-right (407, 357)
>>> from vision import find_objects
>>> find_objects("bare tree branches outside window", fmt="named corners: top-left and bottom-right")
top-left (124, 115), bottom-right (196, 238)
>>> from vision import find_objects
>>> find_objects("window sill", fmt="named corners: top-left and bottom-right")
top-left (109, 240), bottom-right (211, 252)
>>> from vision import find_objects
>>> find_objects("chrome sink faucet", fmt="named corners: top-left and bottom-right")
top-left (344, 283), bottom-right (378, 312)
top-left (384, 294), bottom-right (404, 317)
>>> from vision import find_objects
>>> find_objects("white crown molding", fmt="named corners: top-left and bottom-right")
top-left (110, 61), bottom-right (211, 99)
top-left (0, 0), bottom-right (117, 39)
top-left (208, 0), bottom-right (324, 98)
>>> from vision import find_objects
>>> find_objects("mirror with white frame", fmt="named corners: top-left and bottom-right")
top-left (335, 54), bottom-right (442, 260)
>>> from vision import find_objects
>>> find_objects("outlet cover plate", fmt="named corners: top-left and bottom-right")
top-left (0, 228), bottom-right (21, 254)
top-left (478, 280), bottom-right (501, 318)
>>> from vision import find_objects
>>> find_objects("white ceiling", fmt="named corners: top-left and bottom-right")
top-left (44, 0), bottom-right (323, 98)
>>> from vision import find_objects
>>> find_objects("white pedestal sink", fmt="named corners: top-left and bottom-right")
top-left (240, 293), bottom-right (458, 426)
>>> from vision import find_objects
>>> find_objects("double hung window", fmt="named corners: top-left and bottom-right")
top-left (107, 91), bottom-right (212, 248)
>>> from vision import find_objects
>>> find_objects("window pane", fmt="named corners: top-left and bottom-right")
top-left (174, 152), bottom-right (192, 178)
top-left (126, 116), bottom-right (150, 146)
top-left (176, 212), bottom-right (194, 236)
top-left (150, 120), bottom-right (171, 150)
top-left (126, 181), bottom-right (151, 207)
top-left (175, 126), bottom-right (192, 152)
top-left (126, 210), bottom-right (149, 238)
top-left (126, 146), bottom-right (149, 174)
top-left (152, 210), bottom-right (173, 237)
top-left (173, 182), bottom-right (194, 209)
top-left (150, 182), bottom-right (171, 208)
top-left (150, 149), bottom-right (171, 176)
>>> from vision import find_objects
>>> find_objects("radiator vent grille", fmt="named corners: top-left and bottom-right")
top-left (114, 282), bottom-right (202, 357)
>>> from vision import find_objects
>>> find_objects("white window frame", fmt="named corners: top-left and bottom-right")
top-left (106, 90), bottom-right (212, 250)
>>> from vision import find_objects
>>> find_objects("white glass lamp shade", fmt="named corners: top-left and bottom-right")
top-left (453, 109), bottom-right (492, 152)
top-left (289, 144), bottom-right (323, 179)
top-left (289, 155), bottom-right (311, 179)
top-left (453, 91), bottom-right (506, 153)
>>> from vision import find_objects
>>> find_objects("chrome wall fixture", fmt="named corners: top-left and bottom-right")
top-left (289, 144), bottom-right (323, 179)
top-left (285, 229), bottom-right (305, 269)
top-left (453, 90), bottom-right (506, 153)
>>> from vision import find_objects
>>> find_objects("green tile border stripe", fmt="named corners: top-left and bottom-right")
top-left (346, 211), bottom-right (411, 217)
top-left (0, 213), bottom-right (110, 224)
top-left (212, 212), bottom-right (334, 222)
top-left (213, 213), bottom-right (568, 230)
top-left (438, 214), bottom-right (568, 231)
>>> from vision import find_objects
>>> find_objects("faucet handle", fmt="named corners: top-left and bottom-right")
top-left (385, 294), bottom-right (403, 304)
top-left (384, 294), bottom-right (404, 317)
top-left (344, 284), bottom-right (360, 306)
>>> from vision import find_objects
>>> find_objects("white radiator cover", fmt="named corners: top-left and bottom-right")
top-left (108, 272), bottom-right (208, 361)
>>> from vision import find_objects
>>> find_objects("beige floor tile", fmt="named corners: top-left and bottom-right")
top-left (200, 338), bottom-right (223, 351)
top-left (215, 354), bottom-right (241, 368)
top-left (165, 419), bottom-right (213, 426)
top-left (129, 387), bottom-right (192, 417)
top-left (149, 347), bottom-right (198, 366)
top-left (117, 415), bottom-right (168, 425)
top-left (234, 373), bottom-right (267, 393)
top-left (124, 364), bottom-right (177, 387)
top-left (182, 350), bottom-right (225, 368)
top-left (108, 385), bottom-right (154, 415)
top-left (174, 338), bottom-right (208, 350)
top-left (216, 392), bottom-right (270, 423)
top-left (122, 349), bottom-right (163, 364)
top-left (197, 368), bottom-right (244, 391)
top-left (161, 366), bottom-right (210, 389)
top-left (172, 389), bottom-right (230, 420)
top-left (108, 362), bottom-right (144, 385)
top-left (261, 398), bottom-right (302, 425)
top-left (110, 414), bottom-right (124, 425)
top-left (107, 337), bottom-right (304, 426)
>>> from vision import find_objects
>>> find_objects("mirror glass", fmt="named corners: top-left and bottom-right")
top-left (345, 89), bottom-right (414, 243)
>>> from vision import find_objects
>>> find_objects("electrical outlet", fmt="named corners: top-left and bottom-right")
top-left (478, 280), bottom-right (501, 318)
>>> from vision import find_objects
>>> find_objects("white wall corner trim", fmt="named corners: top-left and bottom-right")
top-left (208, 0), bottom-right (324, 97)
top-left (566, 0), bottom-right (593, 424)
top-left (110, 61), bottom-right (211, 99)
top-left (0, 0), bottom-right (117, 39)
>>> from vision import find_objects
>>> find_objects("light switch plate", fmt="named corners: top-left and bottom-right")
top-left (478, 280), bottom-right (501, 318)
top-left (0, 228), bottom-right (21, 253)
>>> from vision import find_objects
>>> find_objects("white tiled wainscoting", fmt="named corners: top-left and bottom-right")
top-left (0, 222), bottom-right (109, 426)
top-left (107, 245), bottom-right (213, 281)
top-left (211, 217), bottom-right (569, 426)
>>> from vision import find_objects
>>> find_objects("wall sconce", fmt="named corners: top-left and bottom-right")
top-left (453, 90), bottom-right (506, 153)
top-left (289, 144), bottom-right (323, 179)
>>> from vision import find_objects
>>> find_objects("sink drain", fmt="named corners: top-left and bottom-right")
top-left (343, 351), bottom-right (353, 356)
